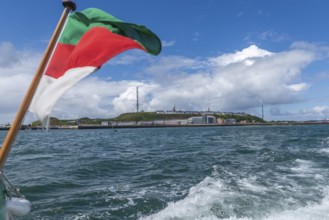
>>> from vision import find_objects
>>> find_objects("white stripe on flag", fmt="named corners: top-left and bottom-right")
top-left (29, 66), bottom-right (98, 127)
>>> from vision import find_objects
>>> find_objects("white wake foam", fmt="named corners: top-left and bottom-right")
top-left (140, 176), bottom-right (228, 220)
top-left (139, 175), bottom-right (329, 220)
top-left (263, 197), bottom-right (329, 220)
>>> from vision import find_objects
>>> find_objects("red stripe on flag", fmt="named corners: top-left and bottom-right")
top-left (45, 27), bottom-right (145, 79)
top-left (46, 44), bottom-right (75, 79)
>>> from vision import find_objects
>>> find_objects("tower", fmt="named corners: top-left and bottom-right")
top-left (136, 86), bottom-right (139, 113)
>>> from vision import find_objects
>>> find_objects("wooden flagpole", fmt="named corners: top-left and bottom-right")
top-left (0, 1), bottom-right (76, 169)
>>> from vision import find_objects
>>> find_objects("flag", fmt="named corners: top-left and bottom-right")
top-left (29, 8), bottom-right (161, 126)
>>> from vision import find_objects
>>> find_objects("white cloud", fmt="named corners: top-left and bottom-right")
top-left (287, 83), bottom-right (309, 92)
top-left (0, 42), bottom-right (20, 68)
top-left (0, 42), bottom-right (326, 122)
top-left (0, 43), bottom-right (42, 122)
top-left (162, 40), bottom-right (175, 47)
top-left (301, 106), bottom-right (329, 117)
top-left (209, 45), bottom-right (272, 66)
top-left (258, 30), bottom-right (290, 42)
top-left (53, 44), bottom-right (318, 119)
top-left (144, 55), bottom-right (206, 82)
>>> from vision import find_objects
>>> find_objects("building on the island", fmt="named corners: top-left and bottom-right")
top-left (225, 118), bottom-right (237, 124)
top-left (188, 116), bottom-right (203, 124)
top-left (137, 121), bottom-right (154, 126)
top-left (154, 110), bottom-right (228, 115)
top-left (205, 115), bottom-right (216, 124)
top-left (217, 118), bottom-right (225, 124)
top-left (154, 120), bottom-right (165, 125)
top-left (178, 119), bottom-right (188, 125)
top-left (187, 115), bottom-right (217, 125)
top-left (117, 122), bottom-right (136, 126)
top-left (101, 121), bottom-right (109, 126)
top-left (164, 119), bottom-right (187, 125)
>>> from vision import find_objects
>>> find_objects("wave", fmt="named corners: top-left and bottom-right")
top-left (139, 170), bottom-right (329, 220)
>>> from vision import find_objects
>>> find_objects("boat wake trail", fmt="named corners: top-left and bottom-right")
top-left (140, 163), bottom-right (329, 220)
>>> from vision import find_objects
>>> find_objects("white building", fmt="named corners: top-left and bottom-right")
top-left (187, 115), bottom-right (217, 125)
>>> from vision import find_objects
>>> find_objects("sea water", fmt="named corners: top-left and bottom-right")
top-left (0, 125), bottom-right (329, 220)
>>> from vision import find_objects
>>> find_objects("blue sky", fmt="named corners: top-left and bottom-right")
top-left (1, 0), bottom-right (329, 123)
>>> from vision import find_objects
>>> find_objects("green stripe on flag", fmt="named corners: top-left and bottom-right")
top-left (59, 8), bottom-right (161, 55)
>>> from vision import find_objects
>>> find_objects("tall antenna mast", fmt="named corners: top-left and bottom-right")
top-left (136, 86), bottom-right (139, 113)
top-left (262, 104), bottom-right (264, 120)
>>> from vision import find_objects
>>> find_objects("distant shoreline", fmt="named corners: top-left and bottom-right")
top-left (1, 121), bottom-right (329, 131)
top-left (24, 121), bottom-right (329, 130)
top-left (78, 121), bottom-right (329, 129)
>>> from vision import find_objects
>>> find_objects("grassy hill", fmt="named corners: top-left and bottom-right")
top-left (115, 112), bottom-right (264, 123)
top-left (115, 112), bottom-right (200, 122)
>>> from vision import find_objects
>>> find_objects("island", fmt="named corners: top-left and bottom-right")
top-left (23, 110), bottom-right (329, 130)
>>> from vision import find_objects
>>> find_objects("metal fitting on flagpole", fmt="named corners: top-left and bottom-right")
top-left (62, 0), bottom-right (76, 11)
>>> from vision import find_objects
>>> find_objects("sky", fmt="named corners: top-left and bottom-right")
top-left (1, 0), bottom-right (329, 123)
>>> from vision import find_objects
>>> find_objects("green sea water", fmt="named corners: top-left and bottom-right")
top-left (1, 125), bottom-right (329, 219)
